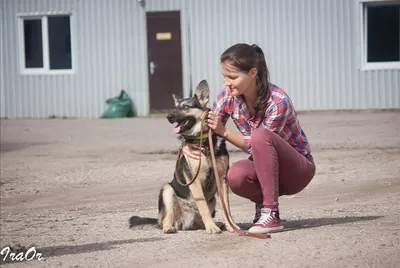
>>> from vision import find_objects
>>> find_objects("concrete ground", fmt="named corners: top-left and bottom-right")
top-left (0, 111), bottom-right (399, 268)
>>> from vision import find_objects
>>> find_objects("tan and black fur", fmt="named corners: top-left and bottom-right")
top-left (129, 80), bottom-right (239, 234)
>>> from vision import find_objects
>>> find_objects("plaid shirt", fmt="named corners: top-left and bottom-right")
top-left (211, 83), bottom-right (311, 155)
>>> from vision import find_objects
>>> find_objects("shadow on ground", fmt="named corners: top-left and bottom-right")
top-left (0, 237), bottom-right (165, 265)
top-left (237, 215), bottom-right (383, 231)
top-left (0, 142), bottom-right (50, 153)
top-left (0, 217), bottom-right (384, 265)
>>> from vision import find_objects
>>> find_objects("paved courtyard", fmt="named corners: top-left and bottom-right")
top-left (1, 110), bottom-right (399, 267)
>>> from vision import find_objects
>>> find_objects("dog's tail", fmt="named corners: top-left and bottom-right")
top-left (129, 216), bottom-right (159, 230)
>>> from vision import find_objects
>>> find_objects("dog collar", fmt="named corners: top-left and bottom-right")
top-left (190, 133), bottom-right (209, 140)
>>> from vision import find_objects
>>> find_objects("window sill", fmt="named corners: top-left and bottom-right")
top-left (360, 62), bottom-right (400, 71)
top-left (20, 69), bottom-right (75, 75)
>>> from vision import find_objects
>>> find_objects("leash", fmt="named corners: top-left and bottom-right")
top-left (174, 113), bottom-right (208, 187)
top-left (175, 112), bottom-right (271, 239)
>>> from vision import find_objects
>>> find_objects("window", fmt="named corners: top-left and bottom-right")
top-left (361, 1), bottom-right (400, 70)
top-left (18, 14), bottom-right (73, 74)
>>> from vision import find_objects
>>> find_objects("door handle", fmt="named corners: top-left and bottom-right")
top-left (149, 61), bottom-right (157, 75)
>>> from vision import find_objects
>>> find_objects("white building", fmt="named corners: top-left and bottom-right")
top-left (1, 0), bottom-right (399, 118)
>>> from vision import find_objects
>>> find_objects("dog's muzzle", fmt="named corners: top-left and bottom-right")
top-left (167, 113), bottom-right (176, 124)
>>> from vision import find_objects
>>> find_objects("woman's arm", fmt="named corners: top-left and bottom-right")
top-left (209, 87), bottom-right (248, 149)
top-left (208, 98), bottom-right (292, 154)
top-left (222, 128), bottom-right (245, 151)
top-left (206, 112), bottom-right (245, 151)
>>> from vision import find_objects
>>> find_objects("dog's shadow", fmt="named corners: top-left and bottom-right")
top-left (236, 215), bottom-right (383, 231)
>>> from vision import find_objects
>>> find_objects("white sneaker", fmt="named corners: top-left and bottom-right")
top-left (248, 208), bottom-right (284, 234)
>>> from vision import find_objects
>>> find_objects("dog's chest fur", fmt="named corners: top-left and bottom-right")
top-left (169, 135), bottom-right (229, 201)
top-left (186, 156), bottom-right (216, 198)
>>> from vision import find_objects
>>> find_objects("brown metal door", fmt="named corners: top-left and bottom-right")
top-left (146, 11), bottom-right (183, 112)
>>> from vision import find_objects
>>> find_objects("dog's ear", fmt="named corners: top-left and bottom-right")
top-left (194, 80), bottom-right (209, 107)
top-left (172, 94), bottom-right (181, 106)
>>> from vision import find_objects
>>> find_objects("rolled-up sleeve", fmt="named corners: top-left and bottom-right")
top-left (243, 135), bottom-right (252, 154)
top-left (211, 88), bottom-right (230, 126)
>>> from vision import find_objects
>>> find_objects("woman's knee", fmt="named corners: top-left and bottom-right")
top-left (226, 164), bottom-right (244, 191)
top-left (226, 160), bottom-right (263, 202)
top-left (226, 160), bottom-right (254, 192)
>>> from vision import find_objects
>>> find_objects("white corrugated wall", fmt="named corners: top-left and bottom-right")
top-left (1, 0), bottom-right (399, 118)
top-left (1, 0), bottom-right (148, 118)
top-left (147, 0), bottom-right (399, 111)
top-left (0, 0), bottom-right (5, 117)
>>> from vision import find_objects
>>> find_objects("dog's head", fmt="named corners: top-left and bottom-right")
top-left (167, 80), bottom-right (210, 137)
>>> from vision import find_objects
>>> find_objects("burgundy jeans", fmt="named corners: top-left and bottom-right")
top-left (227, 128), bottom-right (316, 210)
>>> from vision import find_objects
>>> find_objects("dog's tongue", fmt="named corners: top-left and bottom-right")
top-left (173, 126), bottom-right (181, 133)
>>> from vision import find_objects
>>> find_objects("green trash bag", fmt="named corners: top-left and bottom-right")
top-left (100, 90), bottom-right (136, 118)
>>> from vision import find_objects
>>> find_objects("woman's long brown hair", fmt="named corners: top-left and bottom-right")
top-left (220, 43), bottom-right (271, 114)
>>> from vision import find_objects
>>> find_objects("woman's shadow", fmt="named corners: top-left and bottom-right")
top-left (237, 215), bottom-right (383, 231)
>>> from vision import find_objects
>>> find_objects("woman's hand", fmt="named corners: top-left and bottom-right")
top-left (181, 143), bottom-right (202, 160)
top-left (207, 112), bottom-right (226, 137)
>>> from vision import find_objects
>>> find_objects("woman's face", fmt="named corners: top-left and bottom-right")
top-left (221, 62), bottom-right (257, 97)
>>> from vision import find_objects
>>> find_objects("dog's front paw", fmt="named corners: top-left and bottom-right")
top-left (162, 226), bottom-right (177, 234)
top-left (205, 223), bottom-right (222, 234)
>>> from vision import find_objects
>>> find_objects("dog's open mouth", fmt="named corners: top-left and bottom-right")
top-left (173, 118), bottom-right (196, 134)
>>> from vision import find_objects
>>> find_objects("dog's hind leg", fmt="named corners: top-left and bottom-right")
top-left (158, 184), bottom-right (178, 234)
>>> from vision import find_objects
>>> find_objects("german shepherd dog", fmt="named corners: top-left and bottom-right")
top-left (129, 80), bottom-right (239, 234)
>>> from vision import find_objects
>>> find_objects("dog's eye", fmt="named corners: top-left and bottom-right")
top-left (182, 105), bottom-right (189, 110)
